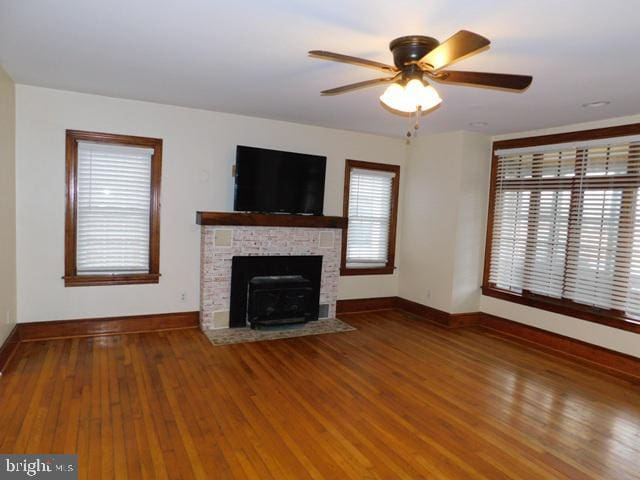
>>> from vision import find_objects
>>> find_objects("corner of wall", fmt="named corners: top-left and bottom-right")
top-left (449, 132), bottom-right (492, 313)
top-left (396, 130), bottom-right (491, 314)
top-left (0, 65), bottom-right (17, 345)
top-left (398, 131), bottom-right (464, 311)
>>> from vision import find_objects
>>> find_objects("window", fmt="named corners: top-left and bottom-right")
top-left (341, 160), bottom-right (400, 275)
top-left (483, 124), bottom-right (640, 333)
top-left (65, 130), bottom-right (162, 286)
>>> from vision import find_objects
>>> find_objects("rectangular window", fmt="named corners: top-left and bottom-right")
top-left (483, 124), bottom-right (640, 333)
top-left (65, 130), bottom-right (162, 286)
top-left (341, 160), bottom-right (400, 275)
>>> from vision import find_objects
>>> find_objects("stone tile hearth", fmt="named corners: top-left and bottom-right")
top-left (205, 318), bottom-right (355, 345)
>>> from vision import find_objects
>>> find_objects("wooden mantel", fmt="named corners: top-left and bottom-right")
top-left (196, 211), bottom-right (348, 229)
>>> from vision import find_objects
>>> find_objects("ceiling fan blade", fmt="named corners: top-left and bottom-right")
top-left (433, 70), bottom-right (533, 90)
top-left (309, 50), bottom-right (398, 73)
top-left (320, 76), bottom-right (398, 95)
top-left (418, 30), bottom-right (490, 71)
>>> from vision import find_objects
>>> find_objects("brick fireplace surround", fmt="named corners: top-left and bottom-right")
top-left (199, 220), bottom-right (343, 330)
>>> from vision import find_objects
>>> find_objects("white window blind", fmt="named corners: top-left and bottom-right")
top-left (76, 141), bottom-right (153, 275)
top-left (488, 137), bottom-right (640, 317)
top-left (346, 168), bottom-right (395, 268)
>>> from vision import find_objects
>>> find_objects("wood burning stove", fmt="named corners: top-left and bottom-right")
top-left (230, 255), bottom-right (322, 328)
top-left (248, 275), bottom-right (314, 328)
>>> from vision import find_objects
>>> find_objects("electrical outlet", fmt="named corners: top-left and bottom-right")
top-left (5, 308), bottom-right (11, 325)
top-left (425, 289), bottom-right (431, 300)
top-left (180, 292), bottom-right (187, 303)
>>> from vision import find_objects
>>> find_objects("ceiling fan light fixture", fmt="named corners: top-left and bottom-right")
top-left (380, 79), bottom-right (442, 113)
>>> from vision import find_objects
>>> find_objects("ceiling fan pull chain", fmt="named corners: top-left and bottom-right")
top-left (405, 106), bottom-right (422, 144)
top-left (405, 115), bottom-right (415, 143)
top-left (412, 106), bottom-right (422, 140)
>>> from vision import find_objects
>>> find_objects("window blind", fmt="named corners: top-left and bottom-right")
top-left (76, 141), bottom-right (154, 275)
top-left (346, 168), bottom-right (395, 268)
top-left (488, 137), bottom-right (640, 317)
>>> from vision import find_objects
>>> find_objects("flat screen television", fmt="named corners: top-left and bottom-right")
top-left (234, 145), bottom-right (326, 215)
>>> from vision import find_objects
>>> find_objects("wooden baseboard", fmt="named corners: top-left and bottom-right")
top-left (393, 297), bottom-right (483, 328)
top-left (478, 313), bottom-right (640, 382)
top-left (449, 312), bottom-right (484, 328)
top-left (19, 311), bottom-right (200, 341)
top-left (0, 326), bottom-right (20, 375)
top-left (393, 297), bottom-right (451, 326)
top-left (338, 296), bottom-right (483, 328)
top-left (338, 296), bottom-right (479, 328)
top-left (339, 296), bottom-right (639, 382)
top-left (3, 300), bottom-right (637, 382)
top-left (0, 311), bottom-right (199, 373)
top-left (336, 297), bottom-right (397, 314)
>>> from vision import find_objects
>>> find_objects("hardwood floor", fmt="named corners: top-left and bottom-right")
top-left (0, 309), bottom-right (639, 479)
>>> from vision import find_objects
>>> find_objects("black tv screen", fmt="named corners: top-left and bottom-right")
top-left (234, 146), bottom-right (326, 215)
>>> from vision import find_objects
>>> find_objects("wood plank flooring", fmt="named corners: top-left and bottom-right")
top-left (0, 309), bottom-right (639, 479)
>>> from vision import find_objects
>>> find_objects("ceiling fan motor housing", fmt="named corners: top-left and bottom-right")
top-left (389, 35), bottom-right (440, 74)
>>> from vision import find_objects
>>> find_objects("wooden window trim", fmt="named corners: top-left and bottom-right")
top-left (64, 130), bottom-right (163, 287)
top-left (341, 159), bottom-right (400, 276)
top-left (482, 123), bottom-right (640, 334)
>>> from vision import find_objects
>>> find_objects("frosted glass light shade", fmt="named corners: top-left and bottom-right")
top-left (380, 79), bottom-right (442, 113)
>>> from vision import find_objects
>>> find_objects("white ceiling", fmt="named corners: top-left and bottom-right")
top-left (1, 0), bottom-right (639, 137)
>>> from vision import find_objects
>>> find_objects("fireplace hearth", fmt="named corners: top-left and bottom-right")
top-left (230, 255), bottom-right (322, 328)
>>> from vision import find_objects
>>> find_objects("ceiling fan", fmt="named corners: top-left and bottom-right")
top-left (309, 31), bottom-right (532, 114)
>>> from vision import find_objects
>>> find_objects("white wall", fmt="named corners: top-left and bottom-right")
top-left (15, 85), bottom-right (404, 323)
top-left (0, 67), bottom-right (16, 343)
top-left (13, 84), bottom-right (639, 358)
top-left (450, 133), bottom-right (492, 313)
top-left (481, 113), bottom-right (640, 358)
top-left (398, 131), bottom-right (491, 313)
top-left (399, 132), bottom-right (463, 311)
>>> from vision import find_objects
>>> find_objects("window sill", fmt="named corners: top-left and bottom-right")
top-left (64, 273), bottom-right (160, 287)
top-left (340, 265), bottom-right (395, 276)
top-left (481, 285), bottom-right (640, 334)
